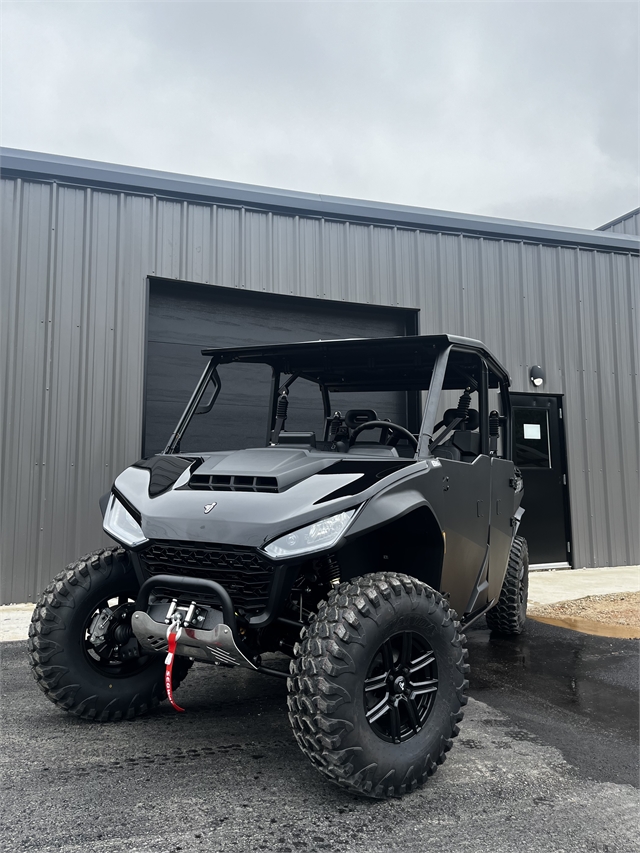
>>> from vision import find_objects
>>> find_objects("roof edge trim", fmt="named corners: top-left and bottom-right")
top-left (2, 147), bottom-right (638, 254)
top-left (597, 207), bottom-right (640, 232)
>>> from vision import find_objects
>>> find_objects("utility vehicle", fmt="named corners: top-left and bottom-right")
top-left (29, 334), bottom-right (528, 799)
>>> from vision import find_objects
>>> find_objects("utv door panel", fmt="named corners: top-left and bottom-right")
top-left (488, 457), bottom-right (517, 602)
top-left (425, 455), bottom-right (491, 616)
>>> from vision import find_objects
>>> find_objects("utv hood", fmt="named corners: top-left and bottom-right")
top-left (112, 448), bottom-right (419, 550)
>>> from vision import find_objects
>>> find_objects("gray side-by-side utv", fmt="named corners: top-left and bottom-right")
top-left (29, 334), bottom-right (528, 799)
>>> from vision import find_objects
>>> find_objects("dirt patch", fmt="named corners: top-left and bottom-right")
top-left (528, 591), bottom-right (640, 627)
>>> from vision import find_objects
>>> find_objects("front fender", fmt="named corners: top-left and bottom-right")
top-left (337, 484), bottom-right (446, 592)
top-left (99, 491), bottom-right (111, 519)
top-left (346, 488), bottom-right (443, 542)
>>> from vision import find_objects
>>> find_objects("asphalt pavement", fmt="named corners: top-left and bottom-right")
top-left (1, 619), bottom-right (638, 853)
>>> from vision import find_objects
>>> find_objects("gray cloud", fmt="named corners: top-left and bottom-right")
top-left (2, 0), bottom-right (638, 228)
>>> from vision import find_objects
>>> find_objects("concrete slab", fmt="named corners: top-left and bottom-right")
top-left (528, 566), bottom-right (640, 606)
top-left (1, 604), bottom-right (34, 643)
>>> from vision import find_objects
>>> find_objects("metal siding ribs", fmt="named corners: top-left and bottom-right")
top-left (0, 163), bottom-right (638, 603)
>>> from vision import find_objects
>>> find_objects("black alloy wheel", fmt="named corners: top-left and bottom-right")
top-left (364, 632), bottom-right (438, 743)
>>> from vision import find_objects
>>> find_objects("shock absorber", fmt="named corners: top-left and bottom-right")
top-left (271, 389), bottom-right (289, 444)
top-left (489, 410), bottom-right (500, 454)
top-left (326, 554), bottom-right (341, 587)
top-left (456, 389), bottom-right (472, 426)
top-left (328, 411), bottom-right (342, 442)
top-left (329, 412), bottom-right (349, 452)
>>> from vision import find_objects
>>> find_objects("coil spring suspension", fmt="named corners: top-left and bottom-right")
top-left (456, 389), bottom-right (472, 422)
top-left (276, 391), bottom-right (289, 420)
top-left (271, 389), bottom-right (289, 443)
top-left (489, 410), bottom-right (501, 453)
top-left (326, 555), bottom-right (341, 587)
top-left (329, 412), bottom-right (343, 441)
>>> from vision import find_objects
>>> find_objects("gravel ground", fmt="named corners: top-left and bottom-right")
top-left (1, 620), bottom-right (639, 853)
top-left (528, 591), bottom-right (640, 627)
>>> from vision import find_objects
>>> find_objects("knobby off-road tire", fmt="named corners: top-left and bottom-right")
top-left (287, 572), bottom-right (469, 799)
top-left (28, 547), bottom-right (191, 721)
top-left (485, 535), bottom-right (529, 635)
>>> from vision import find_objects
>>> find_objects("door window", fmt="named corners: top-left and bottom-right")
top-left (513, 408), bottom-right (551, 468)
top-left (430, 353), bottom-right (484, 463)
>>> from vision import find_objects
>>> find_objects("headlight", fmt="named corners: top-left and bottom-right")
top-left (103, 494), bottom-right (148, 548)
top-left (263, 510), bottom-right (356, 559)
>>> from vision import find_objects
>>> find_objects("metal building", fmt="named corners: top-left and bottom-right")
top-left (1, 148), bottom-right (638, 604)
top-left (598, 207), bottom-right (640, 236)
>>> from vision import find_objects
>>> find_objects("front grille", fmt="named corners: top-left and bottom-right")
top-left (189, 474), bottom-right (278, 493)
top-left (139, 541), bottom-right (274, 614)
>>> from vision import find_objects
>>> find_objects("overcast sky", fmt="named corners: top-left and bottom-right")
top-left (2, 1), bottom-right (638, 229)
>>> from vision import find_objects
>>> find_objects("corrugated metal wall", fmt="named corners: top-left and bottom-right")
top-left (2, 176), bottom-right (639, 603)
top-left (599, 209), bottom-right (640, 235)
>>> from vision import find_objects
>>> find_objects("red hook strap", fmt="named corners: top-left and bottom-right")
top-left (164, 627), bottom-right (185, 713)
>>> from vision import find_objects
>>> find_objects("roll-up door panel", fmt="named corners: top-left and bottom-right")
top-left (144, 279), bottom-right (417, 455)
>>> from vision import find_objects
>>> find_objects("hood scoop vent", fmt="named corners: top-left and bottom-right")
top-left (133, 455), bottom-right (202, 498)
top-left (190, 474), bottom-right (279, 493)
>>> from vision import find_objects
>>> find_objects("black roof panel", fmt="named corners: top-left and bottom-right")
top-left (201, 334), bottom-right (509, 390)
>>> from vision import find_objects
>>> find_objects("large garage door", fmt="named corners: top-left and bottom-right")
top-left (144, 279), bottom-right (418, 455)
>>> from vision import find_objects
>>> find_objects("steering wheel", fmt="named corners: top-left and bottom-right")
top-left (347, 420), bottom-right (418, 450)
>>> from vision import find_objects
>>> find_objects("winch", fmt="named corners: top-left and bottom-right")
top-left (130, 574), bottom-right (258, 670)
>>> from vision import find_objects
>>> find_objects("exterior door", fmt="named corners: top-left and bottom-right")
top-left (510, 393), bottom-right (572, 567)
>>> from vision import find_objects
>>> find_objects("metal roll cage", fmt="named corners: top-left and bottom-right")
top-left (163, 341), bottom-right (512, 460)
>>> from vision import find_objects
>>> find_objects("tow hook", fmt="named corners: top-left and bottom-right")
top-left (164, 614), bottom-right (186, 712)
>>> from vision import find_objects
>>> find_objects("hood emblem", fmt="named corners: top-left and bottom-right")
top-left (203, 502), bottom-right (217, 514)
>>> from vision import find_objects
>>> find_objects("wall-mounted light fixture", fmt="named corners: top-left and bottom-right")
top-left (530, 365), bottom-right (545, 387)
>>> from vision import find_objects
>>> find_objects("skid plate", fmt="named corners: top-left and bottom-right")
top-left (131, 610), bottom-right (257, 670)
